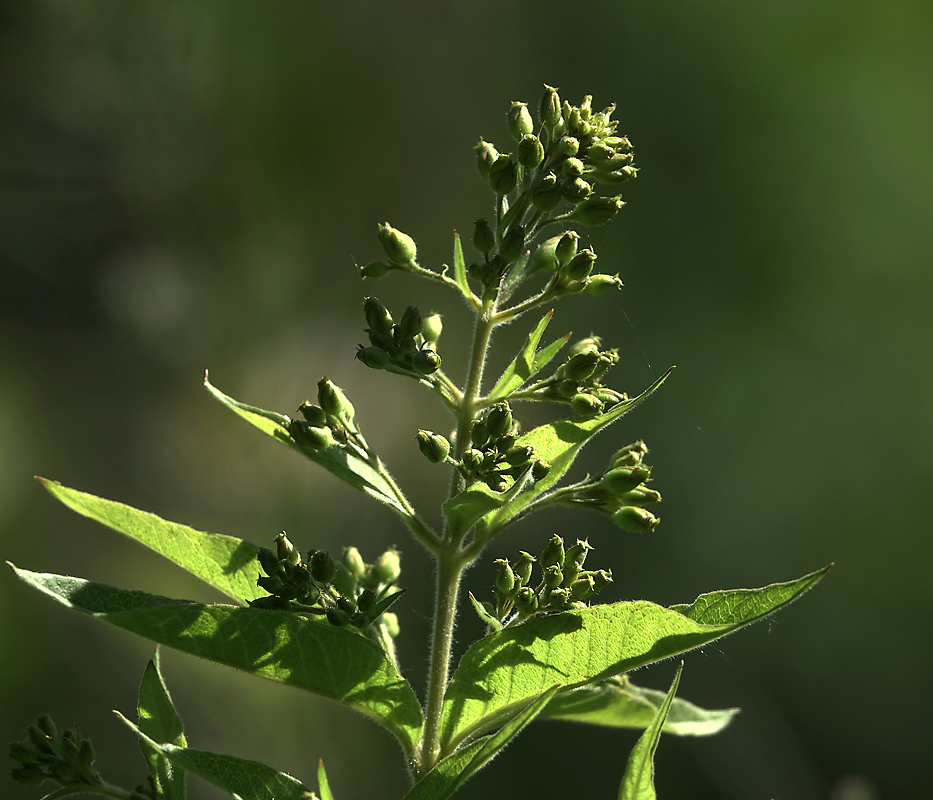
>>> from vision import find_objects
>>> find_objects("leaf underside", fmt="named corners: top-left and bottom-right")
top-left (10, 565), bottom-right (424, 756)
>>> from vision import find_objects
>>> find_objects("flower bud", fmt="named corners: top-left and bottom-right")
top-left (503, 444), bottom-right (535, 466)
top-left (318, 377), bottom-right (355, 426)
top-left (531, 172), bottom-right (562, 211)
top-left (377, 222), bottom-right (417, 266)
top-left (398, 305), bottom-right (423, 340)
top-left (484, 473), bottom-right (508, 492)
top-left (584, 274), bottom-right (624, 295)
top-left (296, 401), bottom-right (327, 427)
top-left (470, 419), bottom-right (489, 448)
top-left (556, 136), bottom-right (580, 159)
top-left (12, 765), bottom-right (46, 786)
top-left (485, 402), bottom-right (513, 440)
top-left (613, 506), bottom-right (660, 533)
top-left (326, 608), bottom-right (350, 627)
top-left (590, 568), bottom-right (613, 593)
top-left (288, 419), bottom-right (335, 449)
top-left (416, 430), bottom-right (450, 464)
top-left (422, 312), bottom-right (443, 343)
top-left (380, 611), bottom-right (401, 638)
top-left (489, 154), bottom-right (517, 195)
top-left (541, 535), bottom-right (565, 570)
top-left (527, 234), bottom-right (562, 275)
top-left (517, 134), bottom-right (544, 168)
top-left (363, 296), bottom-right (393, 335)
top-left (564, 249), bottom-right (597, 283)
top-left (618, 486), bottom-right (662, 505)
top-left (373, 548), bottom-right (401, 584)
top-left (602, 464), bottom-right (651, 495)
top-left (561, 177), bottom-right (593, 203)
top-left (275, 532), bottom-right (301, 565)
top-left (571, 195), bottom-right (625, 226)
top-left (543, 564), bottom-right (563, 589)
top-left (568, 336), bottom-right (601, 358)
top-left (539, 84), bottom-right (562, 134)
top-left (355, 345), bottom-right (391, 370)
top-left (411, 348), bottom-right (442, 376)
top-left (507, 101), bottom-right (534, 142)
top-left (569, 573), bottom-right (596, 600)
top-left (499, 224), bottom-right (525, 264)
top-left (475, 138), bottom-right (500, 181)
top-left (586, 141), bottom-right (614, 164)
top-left (563, 351), bottom-right (600, 383)
top-left (545, 586), bottom-right (571, 608)
top-left (360, 260), bottom-right (396, 279)
top-left (36, 715), bottom-right (57, 740)
top-left (562, 539), bottom-right (593, 584)
top-left (531, 459), bottom-right (551, 482)
top-left (472, 218), bottom-right (495, 255)
top-left (257, 546), bottom-right (281, 577)
top-left (514, 586), bottom-right (538, 615)
top-left (309, 549), bottom-right (337, 583)
top-left (494, 558), bottom-right (516, 596)
top-left (571, 392), bottom-right (603, 416)
top-left (562, 157), bottom-right (585, 179)
top-left (342, 546), bottom-right (366, 581)
top-left (612, 440), bottom-right (649, 467)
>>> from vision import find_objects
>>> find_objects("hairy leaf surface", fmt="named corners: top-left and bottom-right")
top-left (204, 376), bottom-right (408, 517)
top-left (618, 664), bottom-right (681, 800)
top-left (439, 566), bottom-right (827, 752)
top-left (138, 649), bottom-right (187, 800)
top-left (119, 715), bottom-right (315, 800)
top-left (11, 565), bottom-right (424, 755)
top-left (39, 479), bottom-right (262, 603)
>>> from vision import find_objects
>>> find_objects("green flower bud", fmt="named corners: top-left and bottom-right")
top-left (571, 392), bottom-right (603, 416)
top-left (484, 473), bottom-right (508, 492)
top-left (584, 273), bottom-right (624, 295)
top-left (541, 535), bottom-right (565, 570)
top-left (606, 152), bottom-right (635, 170)
top-left (554, 231), bottom-right (579, 267)
top-left (613, 506), bottom-right (660, 532)
top-left (556, 136), bottom-right (580, 159)
top-left (355, 345), bottom-right (391, 370)
top-left (570, 573), bottom-right (596, 599)
top-left (472, 217), bottom-right (495, 256)
top-left (543, 564), bottom-right (563, 589)
top-left (563, 539), bottom-right (593, 584)
top-left (471, 419), bottom-right (490, 448)
top-left (377, 222), bottom-right (417, 265)
top-left (309, 549), bottom-right (337, 583)
top-left (474, 138), bottom-right (500, 181)
top-left (564, 249), bottom-right (597, 283)
top-left (422, 312), bottom-right (443, 343)
top-left (539, 84), bottom-right (562, 135)
top-left (558, 379), bottom-right (581, 398)
top-left (602, 465), bottom-right (651, 496)
top-left (517, 134), bottom-right (544, 168)
top-left (531, 459), bottom-right (551, 482)
top-left (499, 224), bottom-right (525, 264)
top-left (275, 532), bottom-right (301, 565)
top-left (411, 347), bottom-right (442, 376)
top-left (373, 548), bottom-right (401, 584)
top-left (513, 551), bottom-right (536, 585)
top-left (9, 741), bottom-right (41, 766)
top-left (11, 765), bottom-right (46, 786)
top-left (393, 326), bottom-right (418, 356)
top-left (297, 401), bottom-right (327, 427)
top-left (571, 194), bottom-right (625, 226)
top-left (417, 430), bottom-right (451, 464)
top-left (359, 260), bottom-right (396, 279)
top-left (288, 419), bottom-right (334, 449)
top-left (503, 444), bottom-right (535, 466)
top-left (586, 141), bottom-right (614, 164)
top-left (363, 296), bottom-right (393, 335)
top-left (461, 448), bottom-right (484, 471)
top-left (595, 389), bottom-right (623, 409)
top-left (590, 568), bottom-right (613, 593)
top-left (494, 558), bottom-right (516, 596)
top-left (561, 177), bottom-right (593, 203)
top-left (342, 546), bottom-right (366, 580)
top-left (380, 611), bottom-right (401, 638)
top-left (603, 135), bottom-right (633, 153)
top-left (398, 305), bottom-right (423, 340)
top-left (326, 608), bottom-right (350, 627)
top-left (568, 335), bottom-right (601, 358)
top-left (589, 350), bottom-right (618, 382)
top-left (489, 154), bottom-right (517, 195)
top-left (531, 172), bottom-right (562, 211)
top-left (562, 157), bottom-right (585, 179)
top-left (618, 486), bottom-right (662, 505)
top-left (545, 586), bottom-right (571, 608)
top-left (507, 101), bottom-right (534, 142)
top-left (485, 402), bottom-right (513, 440)
top-left (257, 547), bottom-right (281, 577)
top-left (36, 715), bottom-right (57, 740)
top-left (563, 351), bottom-right (600, 383)
top-left (514, 586), bottom-right (538, 615)
top-left (318, 377), bottom-right (355, 426)
top-left (612, 440), bottom-right (649, 467)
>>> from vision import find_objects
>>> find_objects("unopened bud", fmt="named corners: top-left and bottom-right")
top-left (342, 546), bottom-right (366, 580)
top-left (475, 138), bottom-right (500, 181)
top-left (416, 430), bottom-right (450, 464)
top-left (471, 419), bottom-right (490, 448)
top-left (484, 473), bottom-right (508, 492)
top-left (36, 715), bottom-right (57, 740)
top-left (355, 345), bottom-right (391, 370)
top-left (513, 551), bottom-right (536, 585)
top-left (562, 157), bottom-right (585, 179)
top-left (602, 465), bottom-right (651, 495)
top-left (494, 558), bottom-right (516, 596)
top-left (257, 547), bottom-right (281, 577)
top-left (584, 274), bottom-right (624, 295)
top-left (317, 377), bottom-right (355, 426)
top-left (373, 548), bottom-right (401, 584)
top-left (377, 222), bottom-right (417, 265)
top-left (473, 218), bottom-right (495, 255)
top-left (485, 402), bottom-right (513, 440)
top-left (571, 392), bottom-right (603, 416)
top-left (275, 532), bottom-right (301, 565)
top-left (531, 459), bottom-right (551, 482)
top-left (489, 154), bottom-right (517, 195)
top-left (571, 194), bottom-right (625, 226)
top-left (531, 172), bottom-right (562, 211)
top-left (363, 296), bottom-right (393, 335)
top-left (461, 448), bottom-right (484, 472)
top-left (543, 564), bottom-right (563, 589)
top-left (612, 441), bottom-right (648, 466)
top-left (539, 84), bottom-right (562, 135)
top-left (563, 539), bottom-right (594, 583)
top-left (411, 348), bottom-right (442, 376)
top-left (564, 249), bottom-right (597, 283)
top-left (561, 177), bottom-right (593, 203)
top-left (562, 351), bottom-right (600, 383)
top-left (499, 224), bottom-right (525, 264)
top-left (613, 506), bottom-right (660, 533)
top-left (554, 231), bottom-right (579, 268)
top-left (507, 101), bottom-right (534, 142)
top-left (514, 586), bottom-right (538, 615)
top-left (422, 312), bottom-right (443, 343)
top-left (297, 401), bottom-right (327, 427)
top-left (541, 535), bottom-right (565, 570)
top-left (619, 486), bottom-right (662, 506)
top-left (288, 419), bottom-right (334, 449)
top-left (503, 444), bottom-right (535, 466)
top-left (398, 305), bottom-right (423, 340)
top-left (517, 134), bottom-right (544, 167)
top-left (309, 549), bottom-right (337, 583)
top-left (568, 336), bottom-right (601, 358)
top-left (360, 260), bottom-right (396, 279)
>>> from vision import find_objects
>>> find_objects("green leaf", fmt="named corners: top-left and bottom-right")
top-left (438, 565), bottom-right (828, 753)
top-left (618, 663), bottom-right (682, 800)
top-left (138, 648), bottom-right (187, 800)
top-left (441, 465), bottom-right (535, 540)
top-left (476, 367), bottom-right (675, 539)
top-left (204, 375), bottom-right (409, 518)
top-left (117, 714), bottom-right (316, 800)
top-left (403, 686), bottom-right (558, 800)
top-left (317, 761), bottom-right (334, 800)
top-left (452, 231), bottom-right (472, 303)
top-left (487, 310), bottom-right (569, 403)
top-left (38, 478), bottom-right (263, 604)
top-left (468, 592), bottom-right (502, 633)
top-left (542, 676), bottom-right (737, 736)
top-left (10, 565), bottom-right (425, 756)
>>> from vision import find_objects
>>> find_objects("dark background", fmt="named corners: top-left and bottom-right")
top-left (2, 2), bottom-right (931, 799)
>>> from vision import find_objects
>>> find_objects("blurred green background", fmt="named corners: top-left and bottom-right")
top-left (2, 1), bottom-right (931, 798)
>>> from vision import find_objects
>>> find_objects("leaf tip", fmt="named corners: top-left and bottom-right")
top-left (203, 368), bottom-right (211, 385)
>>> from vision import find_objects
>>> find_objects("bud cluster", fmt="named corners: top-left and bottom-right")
top-left (566, 441), bottom-right (662, 532)
top-left (527, 233), bottom-right (624, 298)
top-left (460, 401), bottom-right (550, 492)
top-left (485, 534), bottom-right (612, 627)
top-left (249, 533), bottom-right (402, 640)
top-left (541, 335), bottom-right (627, 417)
top-left (286, 377), bottom-right (359, 451)
top-left (356, 297), bottom-right (442, 377)
top-left (10, 715), bottom-right (102, 790)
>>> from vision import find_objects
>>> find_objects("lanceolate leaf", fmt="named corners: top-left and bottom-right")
top-left (38, 479), bottom-right (263, 604)
top-left (204, 376), bottom-right (409, 517)
top-left (542, 676), bottom-right (737, 736)
top-left (487, 310), bottom-right (568, 402)
top-left (451, 231), bottom-right (472, 303)
top-left (403, 686), bottom-right (558, 800)
top-left (118, 715), bottom-right (316, 800)
top-left (138, 649), bottom-right (188, 800)
top-left (317, 761), bottom-right (334, 800)
top-left (476, 367), bottom-right (675, 540)
top-left (438, 566), bottom-right (828, 753)
top-left (441, 465), bottom-right (535, 540)
top-left (618, 664), bottom-right (682, 800)
top-left (10, 565), bottom-right (424, 756)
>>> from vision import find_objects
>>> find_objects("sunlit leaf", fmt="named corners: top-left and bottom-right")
top-left (138, 648), bottom-right (187, 800)
top-left (487, 310), bottom-right (568, 402)
top-left (451, 231), bottom-right (472, 303)
top-left (11, 565), bottom-right (424, 756)
top-left (317, 761), bottom-right (334, 800)
top-left (439, 566), bottom-right (827, 753)
top-left (38, 478), bottom-right (262, 603)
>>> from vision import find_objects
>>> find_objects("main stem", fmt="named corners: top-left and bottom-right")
top-left (419, 307), bottom-right (497, 774)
